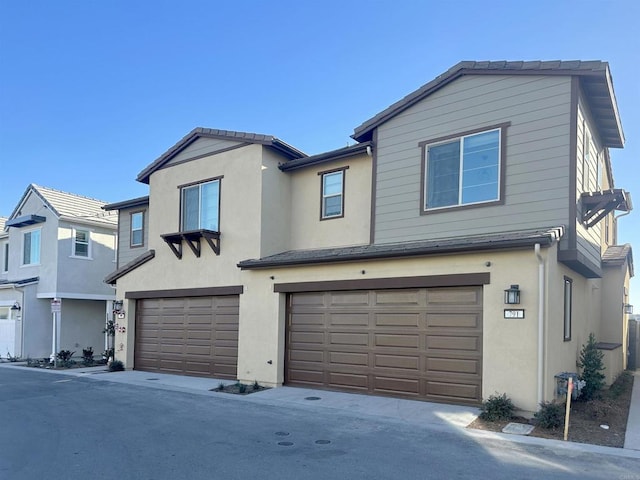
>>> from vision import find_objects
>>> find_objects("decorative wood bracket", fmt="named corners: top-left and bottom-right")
top-left (161, 230), bottom-right (220, 259)
top-left (581, 189), bottom-right (631, 229)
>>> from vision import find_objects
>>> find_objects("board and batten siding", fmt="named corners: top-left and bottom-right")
top-left (117, 206), bottom-right (149, 267)
top-left (165, 137), bottom-right (244, 168)
top-left (373, 74), bottom-right (573, 244)
top-left (574, 90), bottom-right (605, 270)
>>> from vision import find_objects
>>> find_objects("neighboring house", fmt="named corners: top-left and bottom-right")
top-left (0, 185), bottom-right (117, 359)
top-left (105, 60), bottom-right (633, 414)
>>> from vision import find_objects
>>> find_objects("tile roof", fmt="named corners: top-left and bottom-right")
top-left (0, 217), bottom-right (7, 232)
top-left (8, 185), bottom-right (117, 228)
top-left (602, 244), bottom-right (634, 276)
top-left (279, 142), bottom-right (372, 172)
top-left (137, 127), bottom-right (307, 184)
top-left (238, 226), bottom-right (565, 270)
top-left (352, 60), bottom-right (624, 148)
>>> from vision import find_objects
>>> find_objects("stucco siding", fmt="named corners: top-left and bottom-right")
top-left (55, 221), bottom-right (117, 297)
top-left (165, 137), bottom-right (244, 167)
top-left (58, 298), bottom-right (106, 356)
top-left (374, 74), bottom-right (572, 244)
top-left (260, 148), bottom-right (292, 256)
top-left (288, 153), bottom-right (372, 250)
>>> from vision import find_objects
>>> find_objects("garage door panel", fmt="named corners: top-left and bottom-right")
top-left (330, 332), bottom-right (368, 346)
top-left (328, 372), bottom-right (368, 388)
top-left (427, 288), bottom-right (481, 305)
top-left (427, 357), bottom-right (481, 375)
top-left (329, 291), bottom-right (369, 306)
top-left (374, 376), bottom-right (420, 395)
top-left (329, 351), bottom-right (368, 366)
top-left (427, 335), bottom-right (480, 351)
top-left (374, 290), bottom-right (422, 306)
top-left (375, 354), bottom-right (419, 370)
top-left (375, 313), bottom-right (420, 327)
top-left (374, 334), bottom-right (419, 348)
top-left (287, 287), bottom-right (482, 405)
top-left (135, 295), bottom-right (238, 379)
top-left (330, 313), bottom-right (369, 326)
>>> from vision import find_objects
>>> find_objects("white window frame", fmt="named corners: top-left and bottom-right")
top-left (71, 227), bottom-right (92, 259)
top-left (180, 178), bottom-right (221, 232)
top-left (320, 169), bottom-right (345, 219)
top-left (423, 126), bottom-right (503, 211)
top-left (22, 227), bottom-right (41, 266)
top-left (130, 211), bottom-right (144, 247)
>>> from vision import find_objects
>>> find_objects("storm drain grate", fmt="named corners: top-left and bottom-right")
top-left (278, 441), bottom-right (294, 446)
top-left (304, 396), bottom-right (321, 401)
top-left (146, 378), bottom-right (159, 381)
top-left (274, 432), bottom-right (290, 436)
top-left (315, 440), bottom-right (331, 445)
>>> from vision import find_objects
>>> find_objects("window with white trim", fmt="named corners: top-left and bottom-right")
top-left (321, 170), bottom-right (345, 219)
top-left (424, 128), bottom-right (501, 210)
top-left (22, 229), bottom-right (41, 265)
top-left (130, 211), bottom-right (144, 247)
top-left (181, 179), bottom-right (220, 231)
top-left (72, 228), bottom-right (91, 258)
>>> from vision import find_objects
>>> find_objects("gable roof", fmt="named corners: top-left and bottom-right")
top-left (8, 184), bottom-right (117, 228)
top-left (352, 60), bottom-right (624, 148)
top-left (103, 195), bottom-right (149, 211)
top-left (136, 127), bottom-right (307, 184)
top-left (0, 217), bottom-right (7, 232)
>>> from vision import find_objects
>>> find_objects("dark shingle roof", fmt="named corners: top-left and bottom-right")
top-left (103, 196), bottom-right (149, 211)
top-left (137, 128), bottom-right (307, 184)
top-left (238, 226), bottom-right (565, 270)
top-left (0, 276), bottom-right (39, 286)
top-left (352, 60), bottom-right (624, 148)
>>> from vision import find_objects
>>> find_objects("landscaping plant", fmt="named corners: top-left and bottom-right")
top-left (577, 333), bottom-right (605, 401)
top-left (534, 401), bottom-right (564, 429)
top-left (82, 347), bottom-right (94, 366)
top-left (56, 350), bottom-right (76, 368)
top-left (479, 393), bottom-right (515, 421)
top-left (108, 360), bottom-right (125, 372)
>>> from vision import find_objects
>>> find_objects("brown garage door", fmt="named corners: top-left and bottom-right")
top-left (286, 287), bottom-right (482, 404)
top-left (135, 295), bottom-right (239, 379)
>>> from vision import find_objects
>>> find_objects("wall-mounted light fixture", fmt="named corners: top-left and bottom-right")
top-left (113, 300), bottom-right (124, 313)
top-left (10, 301), bottom-right (21, 311)
top-left (624, 304), bottom-right (634, 315)
top-left (504, 285), bottom-right (521, 305)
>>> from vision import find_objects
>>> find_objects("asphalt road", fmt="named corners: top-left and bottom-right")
top-left (1, 367), bottom-right (639, 480)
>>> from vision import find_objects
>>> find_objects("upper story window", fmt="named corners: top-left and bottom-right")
top-left (421, 126), bottom-right (504, 211)
top-left (181, 178), bottom-right (220, 231)
top-left (22, 228), bottom-right (41, 265)
top-left (2, 242), bottom-right (8, 273)
top-left (320, 168), bottom-right (346, 219)
top-left (130, 211), bottom-right (144, 247)
top-left (72, 228), bottom-right (91, 258)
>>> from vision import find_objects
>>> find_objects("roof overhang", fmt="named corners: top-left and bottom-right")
top-left (6, 215), bottom-right (46, 228)
top-left (103, 196), bottom-right (150, 211)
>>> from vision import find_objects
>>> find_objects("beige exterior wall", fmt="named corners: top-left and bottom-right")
top-left (236, 244), bottom-right (567, 413)
top-left (288, 153), bottom-right (372, 250)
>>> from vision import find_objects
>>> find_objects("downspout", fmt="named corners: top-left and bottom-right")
top-left (535, 243), bottom-right (545, 407)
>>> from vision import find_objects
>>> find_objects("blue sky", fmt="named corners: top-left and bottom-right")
top-left (0, 0), bottom-right (638, 305)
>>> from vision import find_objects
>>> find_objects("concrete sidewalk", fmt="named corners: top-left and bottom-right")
top-left (3, 363), bottom-right (640, 458)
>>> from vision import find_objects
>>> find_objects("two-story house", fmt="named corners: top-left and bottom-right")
top-left (0, 185), bottom-right (118, 359)
top-left (105, 60), bottom-right (633, 414)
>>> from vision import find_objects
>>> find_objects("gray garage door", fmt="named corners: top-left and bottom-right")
top-left (286, 287), bottom-right (482, 404)
top-left (135, 295), bottom-right (239, 379)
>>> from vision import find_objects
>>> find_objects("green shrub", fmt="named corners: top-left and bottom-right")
top-left (108, 360), bottom-right (125, 372)
top-left (238, 383), bottom-right (247, 394)
top-left (534, 401), bottom-right (564, 429)
top-left (82, 347), bottom-right (94, 366)
top-left (479, 393), bottom-right (515, 421)
top-left (578, 333), bottom-right (605, 401)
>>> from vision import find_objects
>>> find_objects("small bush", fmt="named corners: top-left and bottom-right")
top-left (82, 347), bottom-right (94, 366)
top-left (253, 380), bottom-right (260, 390)
top-left (56, 350), bottom-right (76, 368)
top-left (577, 333), bottom-right (605, 401)
top-left (534, 401), bottom-right (564, 429)
top-left (479, 393), bottom-right (515, 421)
top-left (108, 360), bottom-right (125, 372)
top-left (238, 383), bottom-right (247, 394)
